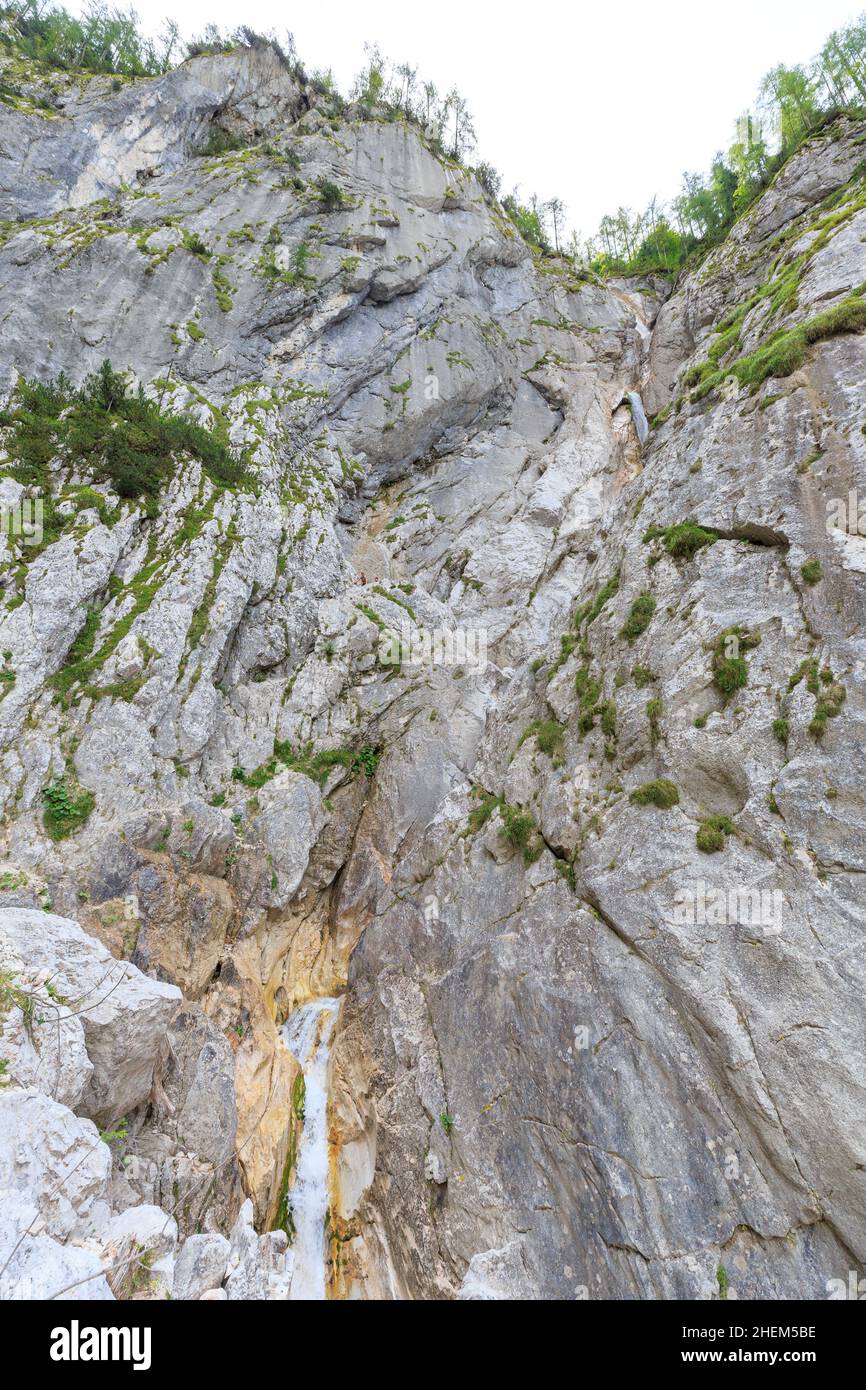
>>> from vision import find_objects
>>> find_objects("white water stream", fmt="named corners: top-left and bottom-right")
top-left (281, 996), bottom-right (342, 1300)
top-left (626, 390), bottom-right (650, 445)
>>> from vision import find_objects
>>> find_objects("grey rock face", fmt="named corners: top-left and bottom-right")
top-left (0, 1088), bottom-right (111, 1241)
top-left (0, 909), bottom-right (181, 1126)
top-left (173, 1232), bottom-right (231, 1300)
top-left (0, 44), bottom-right (303, 221)
top-left (0, 42), bottom-right (864, 1301)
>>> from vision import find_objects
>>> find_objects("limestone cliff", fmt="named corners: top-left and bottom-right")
top-left (0, 39), bottom-right (863, 1301)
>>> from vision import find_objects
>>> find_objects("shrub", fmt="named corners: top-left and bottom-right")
top-left (350, 745), bottom-right (379, 777)
top-left (2, 0), bottom-right (173, 76)
top-left (629, 778), bottom-right (679, 809)
top-left (475, 161), bottom-right (501, 200)
top-left (0, 360), bottom-right (246, 510)
top-left (620, 592), bottom-right (656, 642)
top-left (197, 127), bottom-right (247, 158)
top-left (291, 240), bottom-right (310, 277)
top-left (314, 177), bottom-right (345, 210)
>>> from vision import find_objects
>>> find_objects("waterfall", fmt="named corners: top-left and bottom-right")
top-left (281, 996), bottom-right (342, 1301)
top-left (626, 390), bottom-right (650, 445)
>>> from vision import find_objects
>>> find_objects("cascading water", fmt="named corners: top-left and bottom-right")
top-left (281, 996), bottom-right (342, 1301)
top-left (626, 390), bottom-right (650, 445)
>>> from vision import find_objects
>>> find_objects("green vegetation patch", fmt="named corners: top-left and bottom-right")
top-left (233, 740), bottom-right (380, 792)
top-left (42, 778), bottom-right (95, 841)
top-left (711, 626), bottom-right (761, 703)
top-left (620, 591), bottom-right (656, 641)
top-left (518, 719), bottom-right (566, 767)
top-left (629, 778), bottom-right (679, 809)
top-left (0, 360), bottom-right (247, 513)
top-left (696, 814), bottom-right (735, 854)
top-left (787, 656), bottom-right (847, 739)
top-left (644, 520), bottom-right (719, 562)
top-left (800, 557), bottom-right (822, 584)
top-left (466, 788), bottom-right (544, 865)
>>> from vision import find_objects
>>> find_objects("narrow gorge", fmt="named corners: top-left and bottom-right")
top-left (0, 27), bottom-right (864, 1304)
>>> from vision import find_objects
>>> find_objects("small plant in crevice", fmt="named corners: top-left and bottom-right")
top-left (643, 520), bottom-right (718, 563)
top-left (180, 229), bottom-right (212, 262)
top-left (499, 803), bottom-right (544, 865)
top-left (787, 657), bottom-right (847, 739)
top-left (555, 859), bottom-right (577, 893)
top-left (42, 778), bottom-right (95, 841)
top-left (544, 572), bottom-right (619, 681)
top-left (696, 815), bottom-right (735, 854)
top-left (629, 778), bottom-right (679, 810)
top-left (710, 626), bottom-right (761, 704)
top-left (518, 719), bottom-right (565, 768)
top-left (632, 663), bottom-right (657, 689)
top-left (620, 591), bottom-right (656, 642)
top-left (197, 127), bottom-right (248, 158)
top-left (350, 745), bottom-right (380, 778)
top-left (466, 788), bottom-right (500, 835)
top-left (800, 556), bottom-right (822, 584)
top-left (646, 697), bottom-right (663, 747)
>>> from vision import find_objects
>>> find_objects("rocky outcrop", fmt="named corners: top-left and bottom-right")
top-left (0, 41), bottom-right (304, 221)
top-left (0, 909), bottom-right (181, 1124)
top-left (0, 40), bottom-right (864, 1301)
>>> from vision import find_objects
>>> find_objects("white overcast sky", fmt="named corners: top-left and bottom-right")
top-left (67, 0), bottom-right (861, 239)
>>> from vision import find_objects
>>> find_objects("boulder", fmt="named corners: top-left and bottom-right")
top-left (173, 1233), bottom-right (231, 1301)
top-left (0, 909), bottom-right (181, 1126)
top-left (0, 1089), bottom-right (111, 1240)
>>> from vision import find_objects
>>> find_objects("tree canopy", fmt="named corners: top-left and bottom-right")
top-left (587, 13), bottom-right (866, 279)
